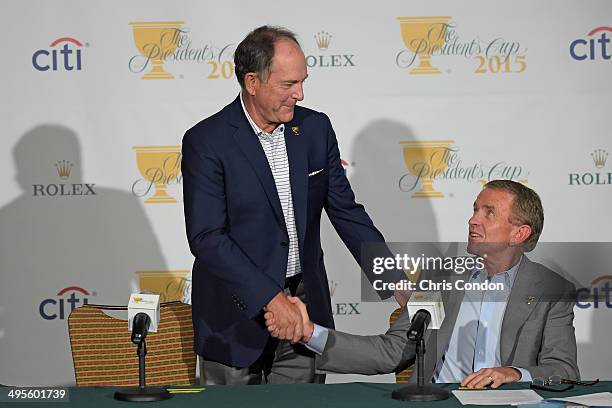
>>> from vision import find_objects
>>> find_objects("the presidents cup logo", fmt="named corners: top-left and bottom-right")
top-left (396, 16), bottom-right (527, 76)
top-left (132, 146), bottom-right (182, 203)
top-left (398, 140), bottom-right (529, 198)
top-left (137, 270), bottom-right (190, 303)
top-left (129, 21), bottom-right (184, 79)
top-left (128, 21), bottom-right (236, 80)
top-left (397, 16), bottom-right (452, 75)
top-left (568, 149), bottom-right (611, 186)
top-left (400, 141), bottom-right (454, 197)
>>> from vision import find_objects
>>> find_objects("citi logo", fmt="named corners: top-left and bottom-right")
top-left (39, 286), bottom-right (94, 320)
top-left (569, 26), bottom-right (611, 61)
top-left (32, 37), bottom-right (85, 71)
top-left (576, 276), bottom-right (612, 309)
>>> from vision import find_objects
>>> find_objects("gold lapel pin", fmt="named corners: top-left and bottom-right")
top-left (291, 126), bottom-right (300, 135)
top-left (526, 296), bottom-right (535, 305)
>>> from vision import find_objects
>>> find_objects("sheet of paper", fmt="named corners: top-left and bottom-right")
top-left (550, 392), bottom-right (612, 406)
top-left (452, 389), bottom-right (543, 406)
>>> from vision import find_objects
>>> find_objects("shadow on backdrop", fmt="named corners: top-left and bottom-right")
top-left (0, 124), bottom-right (167, 386)
top-left (319, 119), bottom-right (440, 302)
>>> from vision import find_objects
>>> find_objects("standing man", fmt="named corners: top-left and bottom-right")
top-left (266, 180), bottom-right (580, 387)
top-left (182, 26), bottom-right (403, 385)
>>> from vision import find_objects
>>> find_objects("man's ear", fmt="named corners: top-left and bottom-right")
top-left (510, 225), bottom-right (532, 247)
top-left (244, 72), bottom-right (258, 96)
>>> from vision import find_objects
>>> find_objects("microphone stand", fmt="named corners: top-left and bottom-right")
top-left (114, 331), bottom-right (173, 402)
top-left (392, 312), bottom-right (449, 402)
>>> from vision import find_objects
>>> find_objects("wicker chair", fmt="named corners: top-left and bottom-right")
top-left (68, 301), bottom-right (196, 386)
top-left (389, 307), bottom-right (414, 384)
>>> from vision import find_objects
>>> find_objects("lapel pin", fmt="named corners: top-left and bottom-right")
top-left (526, 296), bottom-right (535, 305)
top-left (291, 126), bottom-right (300, 135)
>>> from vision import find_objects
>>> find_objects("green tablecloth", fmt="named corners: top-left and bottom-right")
top-left (2, 381), bottom-right (610, 408)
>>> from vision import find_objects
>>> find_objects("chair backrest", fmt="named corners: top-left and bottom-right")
top-left (389, 308), bottom-right (414, 384)
top-left (68, 301), bottom-right (196, 386)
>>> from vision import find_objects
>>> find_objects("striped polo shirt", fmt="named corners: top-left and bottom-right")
top-left (240, 93), bottom-right (301, 278)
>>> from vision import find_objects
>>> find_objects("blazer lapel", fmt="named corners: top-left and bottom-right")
top-left (500, 257), bottom-right (542, 364)
top-left (228, 97), bottom-right (286, 230)
top-left (283, 121), bottom-right (308, 255)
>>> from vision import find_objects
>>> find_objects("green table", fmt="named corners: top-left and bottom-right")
top-left (2, 382), bottom-right (610, 408)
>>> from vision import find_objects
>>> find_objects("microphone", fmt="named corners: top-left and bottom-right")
top-left (407, 309), bottom-right (431, 342)
top-left (392, 291), bottom-right (449, 402)
top-left (128, 293), bottom-right (160, 334)
top-left (115, 293), bottom-right (172, 403)
top-left (406, 291), bottom-right (445, 329)
top-left (131, 313), bottom-right (151, 344)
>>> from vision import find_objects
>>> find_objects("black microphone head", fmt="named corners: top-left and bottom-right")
top-left (407, 309), bottom-right (431, 342)
top-left (131, 312), bottom-right (151, 344)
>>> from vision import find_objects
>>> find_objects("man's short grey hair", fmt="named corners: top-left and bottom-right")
top-left (234, 25), bottom-right (300, 89)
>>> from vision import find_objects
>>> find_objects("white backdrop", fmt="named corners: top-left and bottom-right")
top-left (1, 0), bottom-right (611, 386)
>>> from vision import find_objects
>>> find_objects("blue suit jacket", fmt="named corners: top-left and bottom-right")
top-left (182, 96), bottom-right (401, 367)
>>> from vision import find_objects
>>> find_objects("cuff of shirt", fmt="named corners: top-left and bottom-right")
top-left (304, 323), bottom-right (329, 355)
top-left (511, 366), bottom-right (532, 382)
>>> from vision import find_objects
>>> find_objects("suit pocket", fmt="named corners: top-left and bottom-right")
top-left (308, 168), bottom-right (328, 188)
top-left (308, 169), bottom-right (328, 207)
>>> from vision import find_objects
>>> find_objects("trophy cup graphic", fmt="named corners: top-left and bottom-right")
top-left (400, 140), bottom-right (454, 198)
top-left (397, 16), bottom-right (451, 74)
top-left (137, 270), bottom-right (191, 303)
top-left (129, 21), bottom-right (184, 79)
top-left (133, 146), bottom-right (181, 203)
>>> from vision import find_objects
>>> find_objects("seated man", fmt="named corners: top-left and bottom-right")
top-left (265, 180), bottom-right (579, 388)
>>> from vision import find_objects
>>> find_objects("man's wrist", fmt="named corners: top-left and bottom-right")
top-left (507, 367), bottom-right (522, 381)
top-left (302, 322), bottom-right (314, 342)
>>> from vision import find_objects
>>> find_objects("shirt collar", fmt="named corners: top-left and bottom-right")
top-left (471, 255), bottom-right (523, 289)
top-left (240, 92), bottom-right (285, 137)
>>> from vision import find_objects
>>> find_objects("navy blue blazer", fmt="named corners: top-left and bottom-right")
top-left (182, 96), bottom-right (401, 367)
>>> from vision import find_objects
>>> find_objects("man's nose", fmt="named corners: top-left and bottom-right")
top-left (294, 83), bottom-right (304, 101)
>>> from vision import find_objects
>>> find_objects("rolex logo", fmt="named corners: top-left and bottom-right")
top-left (314, 31), bottom-right (332, 50)
top-left (55, 160), bottom-right (73, 180)
top-left (591, 149), bottom-right (608, 168)
top-left (33, 161), bottom-right (96, 197)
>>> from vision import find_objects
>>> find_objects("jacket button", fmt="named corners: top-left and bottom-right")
top-left (280, 241), bottom-right (288, 247)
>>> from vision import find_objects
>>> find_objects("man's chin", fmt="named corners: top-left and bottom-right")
top-left (278, 108), bottom-right (295, 123)
top-left (467, 242), bottom-right (507, 258)
top-left (466, 242), bottom-right (479, 256)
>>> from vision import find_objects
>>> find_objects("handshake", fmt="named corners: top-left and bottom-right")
top-left (264, 292), bottom-right (314, 344)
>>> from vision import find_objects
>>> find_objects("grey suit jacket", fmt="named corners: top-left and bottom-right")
top-left (316, 257), bottom-right (580, 382)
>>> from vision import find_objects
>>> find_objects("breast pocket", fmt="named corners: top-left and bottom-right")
top-left (308, 168), bottom-right (328, 206)
top-left (308, 168), bottom-right (328, 189)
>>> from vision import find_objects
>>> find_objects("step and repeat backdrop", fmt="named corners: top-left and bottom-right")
top-left (1, 0), bottom-right (611, 386)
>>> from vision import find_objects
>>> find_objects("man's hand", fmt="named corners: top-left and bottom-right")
top-left (265, 296), bottom-right (314, 342)
top-left (264, 292), bottom-right (304, 343)
top-left (461, 367), bottom-right (522, 389)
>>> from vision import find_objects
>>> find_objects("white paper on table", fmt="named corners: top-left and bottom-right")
top-left (452, 389), bottom-right (543, 406)
top-left (548, 392), bottom-right (612, 406)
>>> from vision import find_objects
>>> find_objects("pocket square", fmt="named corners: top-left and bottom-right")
top-left (308, 169), bottom-right (324, 177)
